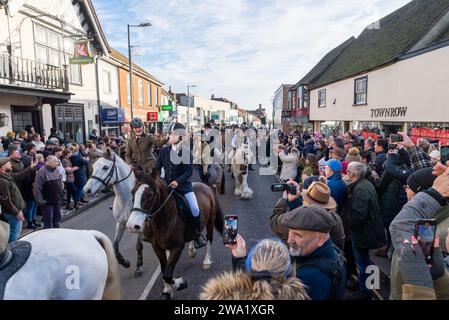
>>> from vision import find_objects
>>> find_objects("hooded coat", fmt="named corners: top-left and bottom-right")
top-left (279, 148), bottom-right (300, 181)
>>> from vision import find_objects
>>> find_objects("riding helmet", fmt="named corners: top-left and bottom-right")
top-left (130, 118), bottom-right (144, 128)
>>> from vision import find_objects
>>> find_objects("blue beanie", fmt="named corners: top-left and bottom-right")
top-left (325, 159), bottom-right (342, 173)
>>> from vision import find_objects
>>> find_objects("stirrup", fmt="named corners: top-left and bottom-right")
top-left (194, 234), bottom-right (207, 249)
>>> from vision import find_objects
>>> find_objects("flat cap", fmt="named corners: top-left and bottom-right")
top-left (0, 157), bottom-right (10, 167)
top-left (281, 205), bottom-right (334, 234)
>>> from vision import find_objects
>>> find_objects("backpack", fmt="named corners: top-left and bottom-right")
top-left (297, 242), bottom-right (347, 300)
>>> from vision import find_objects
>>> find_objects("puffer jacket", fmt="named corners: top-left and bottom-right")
top-left (327, 172), bottom-right (348, 215)
top-left (279, 148), bottom-right (300, 181)
top-left (200, 269), bottom-right (309, 300)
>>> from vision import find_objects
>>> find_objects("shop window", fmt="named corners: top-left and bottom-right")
top-left (103, 70), bottom-right (112, 94)
top-left (148, 84), bottom-right (152, 106)
top-left (138, 79), bottom-right (144, 106)
top-left (318, 89), bottom-right (326, 108)
top-left (354, 76), bottom-right (368, 105)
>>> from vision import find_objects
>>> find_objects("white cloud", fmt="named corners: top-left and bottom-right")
top-left (93, 0), bottom-right (411, 114)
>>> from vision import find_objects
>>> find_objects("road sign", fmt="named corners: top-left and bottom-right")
top-left (147, 112), bottom-right (158, 122)
top-left (161, 105), bottom-right (173, 111)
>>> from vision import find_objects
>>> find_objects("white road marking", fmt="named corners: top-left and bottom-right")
top-left (139, 265), bottom-right (161, 300)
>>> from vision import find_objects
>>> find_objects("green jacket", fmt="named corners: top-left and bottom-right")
top-left (0, 166), bottom-right (33, 215)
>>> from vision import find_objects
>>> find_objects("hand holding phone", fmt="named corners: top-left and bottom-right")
top-left (440, 144), bottom-right (449, 165)
top-left (223, 215), bottom-right (238, 245)
top-left (414, 219), bottom-right (437, 266)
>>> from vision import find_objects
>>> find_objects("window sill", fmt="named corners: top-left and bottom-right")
top-left (70, 82), bottom-right (83, 86)
top-left (318, 106), bottom-right (326, 108)
top-left (353, 103), bottom-right (367, 106)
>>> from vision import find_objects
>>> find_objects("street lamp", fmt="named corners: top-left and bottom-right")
top-left (186, 84), bottom-right (197, 131)
top-left (127, 22), bottom-right (151, 119)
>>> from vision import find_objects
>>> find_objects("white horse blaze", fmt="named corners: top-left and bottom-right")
top-left (127, 184), bottom-right (148, 231)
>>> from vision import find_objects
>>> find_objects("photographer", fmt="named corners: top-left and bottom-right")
top-left (200, 234), bottom-right (309, 300)
top-left (389, 163), bottom-right (449, 299)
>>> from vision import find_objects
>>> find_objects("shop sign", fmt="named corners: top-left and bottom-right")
top-left (282, 110), bottom-right (291, 118)
top-left (69, 41), bottom-right (95, 64)
top-left (370, 107), bottom-right (407, 118)
top-left (147, 112), bottom-right (158, 122)
top-left (101, 107), bottom-right (125, 124)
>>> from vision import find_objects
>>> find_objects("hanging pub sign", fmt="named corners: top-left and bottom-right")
top-left (69, 41), bottom-right (95, 64)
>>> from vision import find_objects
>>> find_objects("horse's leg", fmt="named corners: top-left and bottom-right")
top-left (152, 246), bottom-right (170, 300)
top-left (202, 218), bottom-right (214, 270)
top-left (134, 234), bottom-right (144, 277)
top-left (161, 247), bottom-right (187, 299)
top-left (188, 240), bottom-right (196, 258)
top-left (235, 174), bottom-right (243, 196)
top-left (241, 173), bottom-right (253, 200)
top-left (113, 222), bottom-right (130, 268)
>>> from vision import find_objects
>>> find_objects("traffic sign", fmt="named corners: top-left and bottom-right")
top-left (161, 105), bottom-right (173, 111)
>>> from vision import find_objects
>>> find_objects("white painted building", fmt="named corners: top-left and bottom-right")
top-left (0, 0), bottom-right (109, 144)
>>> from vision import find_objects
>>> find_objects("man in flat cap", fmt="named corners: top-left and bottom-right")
top-left (281, 205), bottom-right (347, 300)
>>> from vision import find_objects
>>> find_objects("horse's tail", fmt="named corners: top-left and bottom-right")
top-left (220, 169), bottom-right (225, 195)
top-left (91, 230), bottom-right (121, 300)
top-left (214, 202), bottom-right (225, 235)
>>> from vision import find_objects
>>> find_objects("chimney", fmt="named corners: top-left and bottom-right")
top-left (259, 104), bottom-right (262, 109)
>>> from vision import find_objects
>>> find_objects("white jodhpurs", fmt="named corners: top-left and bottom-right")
top-left (184, 192), bottom-right (200, 217)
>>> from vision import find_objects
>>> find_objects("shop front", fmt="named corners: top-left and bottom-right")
top-left (100, 106), bottom-right (125, 137)
top-left (53, 103), bottom-right (85, 144)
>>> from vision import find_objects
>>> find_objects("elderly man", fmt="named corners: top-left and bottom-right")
top-left (345, 161), bottom-right (386, 300)
top-left (280, 205), bottom-right (347, 300)
top-left (0, 157), bottom-right (37, 242)
top-left (33, 155), bottom-right (65, 229)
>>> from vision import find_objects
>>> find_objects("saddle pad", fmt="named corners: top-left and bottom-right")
top-left (173, 192), bottom-right (193, 225)
top-left (0, 241), bottom-right (32, 300)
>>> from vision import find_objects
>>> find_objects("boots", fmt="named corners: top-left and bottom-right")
top-left (193, 215), bottom-right (207, 249)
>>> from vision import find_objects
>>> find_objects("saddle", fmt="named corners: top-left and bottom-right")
top-left (0, 241), bottom-right (32, 300)
top-left (173, 192), bottom-right (194, 225)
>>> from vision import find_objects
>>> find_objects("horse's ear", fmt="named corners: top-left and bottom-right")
top-left (105, 147), bottom-right (112, 158)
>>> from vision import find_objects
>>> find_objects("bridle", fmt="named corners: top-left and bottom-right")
top-left (131, 186), bottom-right (175, 221)
top-left (91, 154), bottom-right (133, 188)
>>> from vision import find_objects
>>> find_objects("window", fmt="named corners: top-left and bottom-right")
top-left (318, 89), bottom-right (326, 108)
top-left (103, 70), bottom-right (112, 94)
top-left (148, 84), bottom-right (152, 106)
top-left (155, 87), bottom-right (159, 106)
top-left (354, 76), bottom-right (368, 105)
top-left (34, 24), bottom-right (81, 84)
top-left (126, 76), bottom-right (131, 104)
top-left (138, 79), bottom-right (143, 106)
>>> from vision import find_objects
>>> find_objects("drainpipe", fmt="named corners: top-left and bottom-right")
top-left (95, 56), bottom-right (102, 136)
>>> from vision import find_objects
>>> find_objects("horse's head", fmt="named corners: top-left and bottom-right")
top-left (84, 148), bottom-right (117, 196)
top-left (126, 174), bottom-right (162, 233)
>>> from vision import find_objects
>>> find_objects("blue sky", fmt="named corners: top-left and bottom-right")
top-left (92, 0), bottom-right (411, 112)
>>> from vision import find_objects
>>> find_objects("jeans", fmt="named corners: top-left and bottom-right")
top-left (184, 192), bottom-right (200, 217)
top-left (75, 184), bottom-right (84, 203)
top-left (41, 203), bottom-right (61, 229)
top-left (25, 199), bottom-right (37, 224)
top-left (351, 239), bottom-right (372, 294)
top-left (3, 212), bottom-right (22, 243)
top-left (65, 182), bottom-right (77, 205)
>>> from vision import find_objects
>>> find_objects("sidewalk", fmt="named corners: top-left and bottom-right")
top-left (19, 191), bottom-right (113, 239)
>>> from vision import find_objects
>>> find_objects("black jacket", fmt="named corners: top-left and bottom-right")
top-left (348, 177), bottom-right (386, 249)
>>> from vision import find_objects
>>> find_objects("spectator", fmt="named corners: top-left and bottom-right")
top-left (279, 205), bottom-right (347, 300)
top-left (375, 139), bottom-right (388, 176)
top-left (9, 149), bottom-right (24, 173)
top-left (316, 140), bottom-right (329, 161)
top-left (42, 139), bottom-right (58, 159)
top-left (17, 130), bottom-right (28, 151)
top-left (21, 143), bottom-right (37, 168)
top-left (200, 235), bottom-right (309, 300)
top-left (376, 144), bottom-right (411, 258)
top-left (35, 154), bottom-right (45, 170)
top-left (86, 141), bottom-right (102, 177)
top-left (48, 127), bottom-right (65, 146)
top-left (331, 137), bottom-right (344, 151)
top-left (302, 135), bottom-right (316, 158)
top-left (429, 150), bottom-right (441, 165)
top-left (330, 148), bottom-right (349, 175)
top-left (3, 131), bottom-right (15, 151)
top-left (89, 128), bottom-right (100, 143)
top-left (61, 149), bottom-right (79, 210)
top-left (324, 159), bottom-right (348, 215)
top-left (343, 139), bottom-right (354, 152)
top-left (31, 133), bottom-right (45, 152)
top-left (21, 145), bottom-right (39, 229)
top-left (360, 150), bottom-right (380, 186)
top-left (278, 146), bottom-right (300, 181)
top-left (399, 133), bottom-right (431, 171)
top-left (33, 155), bottom-right (64, 229)
top-left (346, 147), bottom-right (361, 163)
top-left (0, 157), bottom-right (37, 241)
top-left (24, 125), bottom-right (35, 140)
top-left (345, 162), bottom-right (386, 300)
top-left (70, 145), bottom-right (89, 206)
top-left (364, 138), bottom-right (377, 171)
top-left (302, 154), bottom-right (319, 183)
top-left (390, 164), bottom-right (449, 299)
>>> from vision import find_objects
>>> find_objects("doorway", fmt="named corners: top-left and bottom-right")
top-left (11, 106), bottom-right (43, 134)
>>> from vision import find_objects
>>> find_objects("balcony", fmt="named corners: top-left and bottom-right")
top-left (0, 53), bottom-right (68, 91)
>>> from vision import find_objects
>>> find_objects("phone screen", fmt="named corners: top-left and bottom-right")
top-left (440, 145), bottom-right (449, 164)
top-left (390, 134), bottom-right (403, 143)
top-left (223, 215), bottom-right (238, 245)
top-left (414, 220), bottom-right (436, 265)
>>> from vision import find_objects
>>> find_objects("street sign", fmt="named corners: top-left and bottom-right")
top-left (161, 105), bottom-right (173, 111)
top-left (147, 112), bottom-right (158, 122)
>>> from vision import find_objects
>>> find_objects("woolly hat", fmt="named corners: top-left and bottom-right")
top-left (345, 147), bottom-right (361, 163)
top-left (406, 167), bottom-right (436, 194)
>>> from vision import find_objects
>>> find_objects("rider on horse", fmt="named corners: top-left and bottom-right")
top-left (155, 122), bottom-right (207, 249)
top-left (126, 118), bottom-right (167, 173)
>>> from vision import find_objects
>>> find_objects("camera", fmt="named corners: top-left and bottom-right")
top-left (271, 183), bottom-right (298, 195)
top-left (390, 134), bottom-right (403, 143)
top-left (388, 144), bottom-right (398, 150)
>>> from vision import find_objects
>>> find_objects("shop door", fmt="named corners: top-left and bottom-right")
top-left (54, 104), bottom-right (85, 144)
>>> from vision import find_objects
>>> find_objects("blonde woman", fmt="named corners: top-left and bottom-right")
top-left (200, 235), bottom-right (309, 300)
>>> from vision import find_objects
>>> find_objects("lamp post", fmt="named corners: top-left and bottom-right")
top-left (186, 84), bottom-right (197, 131)
top-left (127, 22), bottom-right (151, 120)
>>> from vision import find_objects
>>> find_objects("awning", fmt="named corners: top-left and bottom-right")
top-left (0, 84), bottom-right (71, 104)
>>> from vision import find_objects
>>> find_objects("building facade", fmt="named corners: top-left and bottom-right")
top-left (273, 84), bottom-right (292, 132)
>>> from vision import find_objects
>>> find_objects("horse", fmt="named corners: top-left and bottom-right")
top-left (229, 144), bottom-right (253, 200)
top-left (83, 148), bottom-right (144, 278)
top-left (190, 164), bottom-right (225, 195)
top-left (2, 227), bottom-right (121, 300)
top-left (126, 173), bottom-right (224, 300)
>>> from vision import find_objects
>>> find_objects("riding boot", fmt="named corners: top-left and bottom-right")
top-left (193, 215), bottom-right (207, 249)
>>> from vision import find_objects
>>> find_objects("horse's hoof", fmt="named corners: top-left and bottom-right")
top-left (160, 292), bottom-right (172, 300)
top-left (177, 280), bottom-right (188, 291)
top-left (133, 268), bottom-right (143, 278)
top-left (122, 260), bottom-right (131, 268)
top-left (202, 263), bottom-right (211, 270)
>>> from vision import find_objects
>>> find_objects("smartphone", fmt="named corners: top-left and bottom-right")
top-left (223, 215), bottom-right (238, 245)
top-left (390, 134), bottom-right (403, 143)
top-left (414, 219), bottom-right (437, 265)
top-left (440, 144), bottom-right (449, 164)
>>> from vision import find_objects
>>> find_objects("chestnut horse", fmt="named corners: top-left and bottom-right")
top-left (126, 173), bottom-right (224, 299)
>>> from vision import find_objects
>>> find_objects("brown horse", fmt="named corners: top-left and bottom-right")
top-left (126, 173), bottom-right (224, 299)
